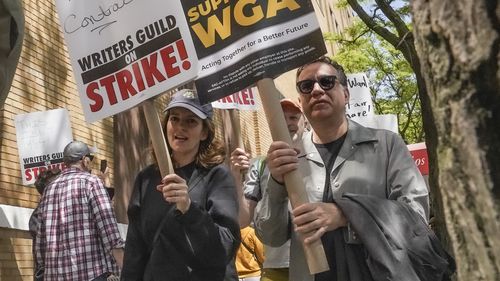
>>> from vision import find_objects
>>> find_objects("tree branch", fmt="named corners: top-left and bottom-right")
top-left (336, 28), bottom-right (371, 45)
top-left (346, 0), bottom-right (400, 47)
top-left (400, 91), bottom-right (419, 137)
top-left (374, 0), bottom-right (410, 38)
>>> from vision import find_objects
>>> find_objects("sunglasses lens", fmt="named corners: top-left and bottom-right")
top-left (319, 76), bottom-right (336, 90)
top-left (297, 76), bottom-right (337, 94)
top-left (297, 80), bottom-right (314, 94)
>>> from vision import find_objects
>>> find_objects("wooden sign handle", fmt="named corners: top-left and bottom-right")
top-left (142, 99), bottom-right (174, 178)
top-left (256, 78), bottom-right (330, 274)
top-left (227, 108), bottom-right (246, 182)
top-left (228, 109), bottom-right (244, 149)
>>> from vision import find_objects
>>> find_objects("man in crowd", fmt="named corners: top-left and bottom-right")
top-left (231, 98), bottom-right (306, 281)
top-left (255, 57), bottom-right (430, 281)
top-left (35, 141), bottom-right (124, 281)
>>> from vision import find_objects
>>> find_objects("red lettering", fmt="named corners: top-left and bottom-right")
top-left (159, 45), bottom-right (180, 78)
top-left (32, 167), bottom-right (40, 179)
top-left (240, 89), bottom-right (250, 105)
top-left (141, 53), bottom-right (166, 87)
top-left (84, 41), bottom-right (194, 113)
top-left (116, 68), bottom-right (137, 101)
top-left (132, 62), bottom-right (146, 92)
top-left (25, 169), bottom-right (32, 181)
top-left (86, 82), bottom-right (103, 112)
top-left (222, 95), bottom-right (233, 103)
top-left (175, 39), bottom-right (191, 70)
top-left (175, 39), bottom-right (188, 60)
top-left (409, 148), bottom-right (429, 175)
top-left (234, 93), bottom-right (242, 104)
top-left (248, 88), bottom-right (255, 105)
top-left (100, 76), bottom-right (118, 105)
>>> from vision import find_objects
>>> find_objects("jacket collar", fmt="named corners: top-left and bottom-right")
top-left (62, 166), bottom-right (86, 174)
top-left (346, 119), bottom-right (378, 145)
top-left (300, 119), bottom-right (379, 169)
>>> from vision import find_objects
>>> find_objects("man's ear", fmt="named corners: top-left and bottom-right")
top-left (344, 87), bottom-right (350, 105)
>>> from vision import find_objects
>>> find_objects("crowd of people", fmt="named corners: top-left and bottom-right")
top-left (31, 57), bottom-right (454, 281)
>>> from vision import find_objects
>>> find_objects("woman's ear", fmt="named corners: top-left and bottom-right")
top-left (200, 126), bottom-right (208, 141)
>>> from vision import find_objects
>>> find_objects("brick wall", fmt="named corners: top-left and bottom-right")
top-left (0, 0), bottom-right (114, 279)
top-left (0, 228), bottom-right (33, 281)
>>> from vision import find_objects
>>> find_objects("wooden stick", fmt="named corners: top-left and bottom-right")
top-left (228, 109), bottom-right (244, 149)
top-left (256, 78), bottom-right (329, 274)
top-left (227, 108), bottom-right (247, 182)
top-left (142, 99), bottom-right (173, 177)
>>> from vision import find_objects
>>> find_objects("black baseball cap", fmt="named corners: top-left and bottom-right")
top-left (164, 89), bottom-right (213, 119)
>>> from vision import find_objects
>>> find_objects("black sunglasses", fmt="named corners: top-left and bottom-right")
top-left (85, 154), bottom-right (94, 161)
top-left (296, 75), bottom-right (337, 94)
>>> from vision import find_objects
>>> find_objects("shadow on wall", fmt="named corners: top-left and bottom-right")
top-left (0, 110), bottom-right (5, 181)
top-left (7, 1), bottom-right (70, 209)
top-left (113, 106), bottom-right (151, 224)
top-left (0, 206), bottom-right (9, 227)
top-left (18, 2), bottom-right (69, 119)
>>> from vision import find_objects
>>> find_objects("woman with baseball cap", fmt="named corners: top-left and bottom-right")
top-left (122, 89), bottom-right (240, 281)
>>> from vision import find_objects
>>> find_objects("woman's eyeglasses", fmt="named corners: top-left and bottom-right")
top-left (296, 75), bottom-right (337, 94)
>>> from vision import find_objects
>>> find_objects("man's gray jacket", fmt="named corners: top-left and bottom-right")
top-left (255, 120), bottom-right (429, 281)
top-left (333, 193), bottom-right (454, 281)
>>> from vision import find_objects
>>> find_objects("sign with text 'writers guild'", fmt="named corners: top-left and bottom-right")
top-left (55, 0), bottom-right (198, 122)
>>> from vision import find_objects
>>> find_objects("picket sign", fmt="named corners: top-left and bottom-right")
top-left (53, 0), bottom-right (199, 208)
top-left (257, 78), bottom-right (329, 273)
top-left (211, 88), bottom-right (260, 111)
top-left (14, 109), bottom-right (73, 185)
top-left (217, 87), bottom-right (260, 150)
top-left (214, 88), bottom-right (257, 152)
top-left (142, 99), bottom-right (174, 176)
top-left (182, 0), bottom-right (331, 271)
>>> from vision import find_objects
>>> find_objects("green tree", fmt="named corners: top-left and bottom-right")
top-left (344, 0), bottom-right (445, 237)
top-left (327, 19), bottom-right (424, 143)
top-left (345, 0), bottom-right (500, 280)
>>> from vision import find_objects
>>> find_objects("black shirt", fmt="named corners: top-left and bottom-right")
top-left (314, 133), bottom-right (347, 202)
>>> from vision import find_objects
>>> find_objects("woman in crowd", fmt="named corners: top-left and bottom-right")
top-left (121, 89), bottom-right (240, 281)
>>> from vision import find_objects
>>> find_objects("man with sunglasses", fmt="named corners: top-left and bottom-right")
top-left (255, 57), bottom-right (430, 281)
top-left (35, 141), bottom-right (124, 281)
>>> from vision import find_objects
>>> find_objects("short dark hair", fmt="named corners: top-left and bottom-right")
top-left (296, 56), bottom-right (348, 87)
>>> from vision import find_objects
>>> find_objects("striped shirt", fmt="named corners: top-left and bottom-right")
top-left (35, 167), bottom-right (124, 281)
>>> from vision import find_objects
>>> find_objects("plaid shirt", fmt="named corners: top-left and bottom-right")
top-left (35, 167), bottom-right (124, 281)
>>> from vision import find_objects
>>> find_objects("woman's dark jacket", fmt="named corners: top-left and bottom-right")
top-left (121, 163), bottom-right (241, 281)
